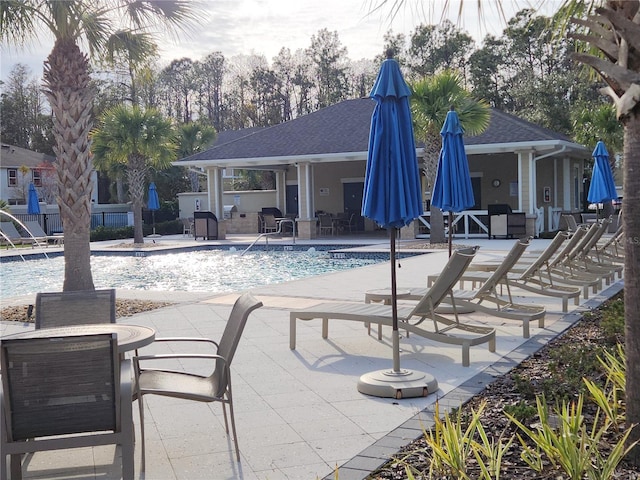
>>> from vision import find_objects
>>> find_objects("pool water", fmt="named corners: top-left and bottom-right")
top-left (1, 249), bottom-right (384, 299)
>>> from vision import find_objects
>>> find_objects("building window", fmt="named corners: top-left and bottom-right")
top-left (222, 168), bottom-right (239, 179)
top-left (8, 169), bottom-right (17, 186)
top-left (32, 169), bottom-right (42, 187)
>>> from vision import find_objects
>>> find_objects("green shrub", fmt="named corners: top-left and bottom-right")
top-left (90, 226), bottom-right (133, 241)
top-left (600, 297), bottom-right (625, 343)
top-left (503, 401), bottom-right (537, 423)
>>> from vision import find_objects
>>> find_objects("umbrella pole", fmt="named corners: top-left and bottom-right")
top-left (357, 226), bottom-right (438, 398)
top-left (152, 211), bottom-right (156, 235)
top-left (448, 212), bottom-right (453, 257)
top-left (390, 228), bottom-right (400, 373)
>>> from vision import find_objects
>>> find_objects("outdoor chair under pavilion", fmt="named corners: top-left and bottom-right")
top-left (0, 333), bottom-right (134, 480)
top-left (289, 248), bottom-right (496, 367)
top-left (261, 213), bottom-right (278, 233)
top-left (133, 292), bottom-right (263, 467)
top-left (318, 213), bottom-right (335, 236)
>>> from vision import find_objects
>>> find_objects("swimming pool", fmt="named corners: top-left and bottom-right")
top-left (1, 248), bottom-right (388, 300)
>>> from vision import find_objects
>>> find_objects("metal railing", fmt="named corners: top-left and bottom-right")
top-left (416, 210), bottom-right (490, 239)
top-left (241, 218), bottom-right (296, 255)
top-left (9, 212), bottom-right (130, 235)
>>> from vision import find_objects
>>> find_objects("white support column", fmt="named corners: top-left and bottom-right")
top-left (205, 167), bottom-right (223, 218)
top-left (275, 170), bottom-right (286, 212)
top-left (295, 162), bottom-right (316, 239)
top-left (563, 158), bottom-right (571, 211)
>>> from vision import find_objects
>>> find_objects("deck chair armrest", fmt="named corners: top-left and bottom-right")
top-left (134, 353), bottom-right (228, 376)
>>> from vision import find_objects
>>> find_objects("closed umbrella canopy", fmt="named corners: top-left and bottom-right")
top-left (27, 183), bottom-right (40, 215)
top-left (431, 109), bottom-right (475, 213)
top-left (431, 108), bottom-right (475, 255)
top-left (362, 58), bottom-right (422, 228)
top-left (147, 182), bottom-right (160, 211)
top-left (587, 141), bottom-right (617, 205)
top-left (147, 182), bottom-right (160, 236)
top-left (359, 52), bottom-right (436, 399)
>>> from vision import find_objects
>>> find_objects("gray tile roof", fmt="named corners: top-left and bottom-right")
top-left (178, 98), bottom-right (579, 163)
top-left (0, 144), bottom-right (55, 168)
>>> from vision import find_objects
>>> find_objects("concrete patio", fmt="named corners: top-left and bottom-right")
top-left (0, 234), bottom-right (624, 480)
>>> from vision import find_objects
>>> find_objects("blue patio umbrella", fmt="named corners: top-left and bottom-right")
top-left (359, 51), bottom-right (436, 398)
top-left (431, 107), bottom-right (475, 256)
top-left (587, 141), bottom-right (617, 218)
top-left (27, 183), bottom-right (40, 215)
top-left (147, 182), bottom-right (160, 235)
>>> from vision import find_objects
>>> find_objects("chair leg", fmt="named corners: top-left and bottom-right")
top-left (226, 389), bottom-right (241, 462)
top-left (138, 394), bottom-right (146, 472)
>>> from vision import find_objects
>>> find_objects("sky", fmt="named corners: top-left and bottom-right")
top-left (0, 0), bottom-right (561, 83)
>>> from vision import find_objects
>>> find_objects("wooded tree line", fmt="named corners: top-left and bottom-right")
top-left (0, 9), bottom-right (623, 165)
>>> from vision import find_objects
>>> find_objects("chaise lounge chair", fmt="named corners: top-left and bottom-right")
top-left (23, 220), bottom-right (62, 247)
top-left (289, 248), bottom-right (496, 367)
top-left (418, 238), bottom-right (545, 339)
top-left (0, 222), bottom-right (33, 247)
top-left (466, 232), bottom-right (582, 312)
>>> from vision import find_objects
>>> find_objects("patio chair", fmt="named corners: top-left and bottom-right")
top-left (290, 248), bottom-right (496, 367)
top-left (262, 213), bottom-right (278, 233)
top-left (35, 289), bottom-right (116, 329)
top-left (562, 214), bottom-right (582, 233)
top-left (468, 231), bottom-right (582, 312)
top-left (134, 292), bottom-right (263, 466)
top-left (318, 213), bottom-right (335, 236)
top-left (555, 218), bottom-right (623, 282)
top-left (0, 333), bottom-right (134, 480)
top-left (180, 217), bottom-right (194, 237)
top-left (418, 238), bottom-right (545, 338)
top-left (21, 221), bottom-right (57, 247)
top-left (0, 222), bottom-right (32, 247)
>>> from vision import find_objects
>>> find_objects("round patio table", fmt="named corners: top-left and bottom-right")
top-left (3, 324), bottom-right (155, 354)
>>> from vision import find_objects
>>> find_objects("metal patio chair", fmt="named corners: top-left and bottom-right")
top-left (1, 333), bottom-right (134, 480)
top-left (134, 292), bottom-right (263, 467)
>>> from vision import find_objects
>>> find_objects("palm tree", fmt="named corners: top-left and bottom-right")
top-left (568, 0), bottom-right (640, 463)
top-left (177, 122), bottom-right (217, 192)
top-left (91, 105), bottom-right (178, 244)
top-left (0, 0), bottom-right (197, 291)
top-left (411, 70), bottom-right (490, 244)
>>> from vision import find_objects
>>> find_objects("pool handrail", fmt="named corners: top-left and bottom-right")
top-left (241, 218), bottom-right (296, 256)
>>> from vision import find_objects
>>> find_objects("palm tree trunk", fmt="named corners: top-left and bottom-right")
top-left (128, 154), bottom-right (148, 244)
top-left (623, 111), bottom-right (640, 463)
top-left (43, 38), bottom-right (95, 291)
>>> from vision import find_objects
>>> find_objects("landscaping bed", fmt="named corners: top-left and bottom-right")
top-left (368, 292), bottom-right (640, 479)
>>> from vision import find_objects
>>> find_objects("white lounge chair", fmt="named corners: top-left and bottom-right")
top-left (419, 238), bottom-right (545, 339)
top-left (290, 248), bottom-right (496, 367)
top-left (0, 222), bottom-right (33, 247)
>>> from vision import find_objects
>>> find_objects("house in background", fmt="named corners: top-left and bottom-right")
top-left (1, 144), bottom-right (54, 205)
top-left (0, 144), bottom-right (99, 207)
top-left (176, 98), bottom-right (590, 240)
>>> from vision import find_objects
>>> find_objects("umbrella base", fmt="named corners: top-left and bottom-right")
top-left (357, 369), bottom-right (438, 399)
top-left (147, 234), bottom-right (162, 238)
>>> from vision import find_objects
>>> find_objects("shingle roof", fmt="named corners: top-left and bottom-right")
top-left (465, 108), bottom-right (574, 145)
top-left (0, 144), bottom-right (55, 168)
top-left (178, 98), bottom-right (581, 164)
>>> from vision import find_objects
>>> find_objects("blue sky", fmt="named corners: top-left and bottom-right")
top-left (1, 0), bottom-right (559, 82)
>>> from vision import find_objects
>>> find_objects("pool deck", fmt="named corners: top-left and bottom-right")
top-left (0, 233), bottom-right (624, 480)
